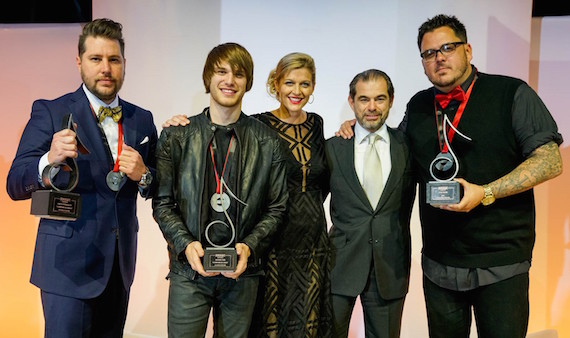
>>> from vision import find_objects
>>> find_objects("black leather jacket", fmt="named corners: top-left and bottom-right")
top-left (153, 110), bottom-right (288, 279)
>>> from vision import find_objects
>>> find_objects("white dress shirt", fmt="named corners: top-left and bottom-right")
top-left (354, 122), bottom-right (391, 196)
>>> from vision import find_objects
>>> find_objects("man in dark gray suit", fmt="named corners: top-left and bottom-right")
top-left (326, 69), bottom-right (416, 338)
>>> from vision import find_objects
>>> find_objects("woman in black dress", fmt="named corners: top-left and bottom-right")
top-left (252, 52), bottom-right (332, 338)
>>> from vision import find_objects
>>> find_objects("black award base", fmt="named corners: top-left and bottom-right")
top-left (426, 181), bottom-right (462, 205)
top-left (31, 190), bottom-right (81, 220)
top-left (204, 247), bottom-right (237, 272)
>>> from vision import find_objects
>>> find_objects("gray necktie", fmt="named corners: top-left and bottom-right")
top-left (363, 133), bottom-right (383, 207)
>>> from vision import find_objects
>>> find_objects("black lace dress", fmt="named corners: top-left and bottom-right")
top-left (252, 112), bottom-right (332, 338)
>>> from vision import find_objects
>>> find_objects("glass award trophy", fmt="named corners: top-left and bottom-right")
top-left (202, 134), bottom-right (248, 272)
top-left (203, 216), bottom-right (238, 272)
top-left (426, 114), bottom-right (471, 205)
top-left (202, 181), bottom-right (244, 272)
top-left (31, 114), bottom-right (89, 220)
top-left (202, 182), bottom-right (249, 272)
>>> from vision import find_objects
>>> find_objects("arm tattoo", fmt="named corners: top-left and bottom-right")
top-left (489, 141), bottom-right (562, 199)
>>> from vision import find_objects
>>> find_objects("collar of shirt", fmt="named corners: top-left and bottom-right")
top-left (82, 84), bottom-right (121, 162)
top-left (354, 121), bottom-right (389, 146)
top-left (82, 84), bottom-right (120, 116)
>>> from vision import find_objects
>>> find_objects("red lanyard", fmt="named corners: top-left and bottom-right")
top-left (209, 135), bottom-right (235, 194)
top-left (112, 123), bottom-right (123, 172)
top-left (434, 79), bottom-right (475, 153)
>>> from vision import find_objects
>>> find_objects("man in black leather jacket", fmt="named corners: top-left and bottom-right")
top-left (152, 43), bottom-right (288, 338)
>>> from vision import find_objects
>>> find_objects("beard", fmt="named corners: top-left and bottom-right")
top-left (81, 71), bottom-right (124, 103)
top-left (428, 59), bottom-right (471, 90)
top-left (357, 112), bottom-right (388, 132)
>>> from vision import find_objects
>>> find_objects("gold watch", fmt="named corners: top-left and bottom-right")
top-left (481, 185), bottom-right (495, 206)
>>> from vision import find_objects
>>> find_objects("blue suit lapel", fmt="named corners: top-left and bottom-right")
top-left (119, 99), bottom-right (137, 149)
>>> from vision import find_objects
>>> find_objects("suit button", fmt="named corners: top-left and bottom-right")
top-left (368, 238), bottom-right (373, 244)
top-left (375, 240), bottom-right (379, 244)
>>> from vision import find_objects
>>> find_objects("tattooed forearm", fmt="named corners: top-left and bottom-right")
top-left (489, 141), bottom-right (562, 199)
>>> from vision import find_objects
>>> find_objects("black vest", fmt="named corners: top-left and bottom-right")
top-left (406, 72), bottom-right (535, 268)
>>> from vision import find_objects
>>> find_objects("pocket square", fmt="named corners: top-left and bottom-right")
top-left (139, 136), bottom-right (149, 145)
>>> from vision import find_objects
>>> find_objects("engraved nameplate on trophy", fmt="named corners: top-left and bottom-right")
top-left (204, 248), bottom-right (237, 272)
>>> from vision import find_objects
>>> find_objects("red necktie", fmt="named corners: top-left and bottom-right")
top-left (435, 86), bottom-right (465, 109)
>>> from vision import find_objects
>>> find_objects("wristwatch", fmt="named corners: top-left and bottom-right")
top-left (138, 167), bottom-right (152, 188)
top-left (481, 185), bottom-right (495, 206)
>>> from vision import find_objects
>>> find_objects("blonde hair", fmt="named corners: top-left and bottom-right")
top-left (267, 52), bottom-right (315, 97)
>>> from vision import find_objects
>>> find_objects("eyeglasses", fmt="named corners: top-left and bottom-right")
top-left (420, 42), bottom-right (466, 61)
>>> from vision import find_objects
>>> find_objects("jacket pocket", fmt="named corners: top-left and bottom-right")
top-left (135, 141), bottom-right (150, 158)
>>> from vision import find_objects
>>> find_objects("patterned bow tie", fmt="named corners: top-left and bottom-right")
top-left (435, 86), bottom-right (465, 109)
top-left (98, 106), bottom-right (122, 123)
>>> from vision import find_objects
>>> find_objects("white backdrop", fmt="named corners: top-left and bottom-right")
top-left (5, 0), bottom-right (570, 337)
top-left (110, 1), bottom-right (532, 337)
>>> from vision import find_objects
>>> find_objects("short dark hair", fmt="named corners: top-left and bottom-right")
top-left (202, 42), bottom-right (254, 93)
top-left (349, 69), bottom-right (394, 100)
top-left (417, 14), bottom-right (467, 50)
top-left (78, 18), bottom-right (125, 57)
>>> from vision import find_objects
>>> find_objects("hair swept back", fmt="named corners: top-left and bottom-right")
top-left (78, 18), bottom-right (125, 57)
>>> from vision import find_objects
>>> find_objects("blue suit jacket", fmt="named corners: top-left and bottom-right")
top-left (7, 86), bottom-right (157, 298)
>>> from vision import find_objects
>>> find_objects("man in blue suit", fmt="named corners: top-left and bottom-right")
top-left (6, 18), bottom-right (157, 337)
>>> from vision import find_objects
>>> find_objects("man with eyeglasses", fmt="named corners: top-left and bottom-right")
top-left (401, 14), bottom-right (563, 337)
top-left (338, 13), bottom-right (563, 338)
